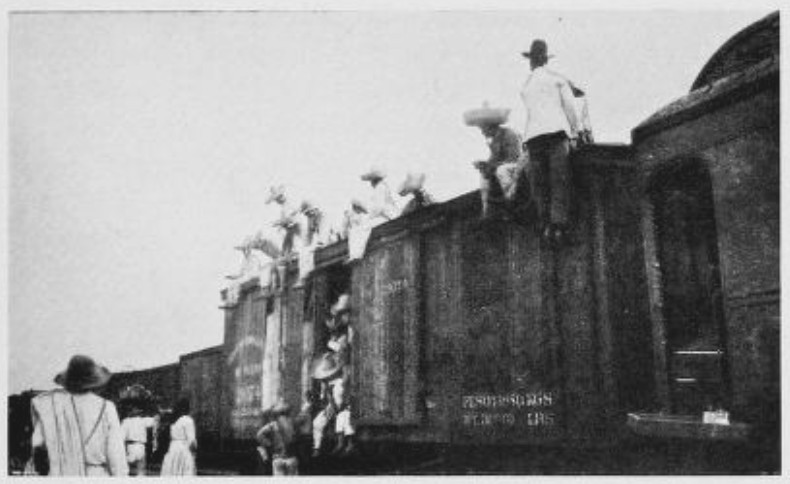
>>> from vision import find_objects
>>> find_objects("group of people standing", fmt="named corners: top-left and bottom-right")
top-left (253, 293), bottom-right (356, 476)
top-left (26, 354), bottom-right (198, 477)
top-left (467, 39), bottom-right (594, 245)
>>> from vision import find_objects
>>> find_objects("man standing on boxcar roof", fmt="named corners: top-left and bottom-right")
top-left (520, 39), bottom-right (584, 245)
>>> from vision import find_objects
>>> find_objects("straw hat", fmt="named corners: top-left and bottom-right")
top-left (300, 199), bottom-right (319, 215)
top-left (265, 185), bottom-right (286, 204)
top-left (268, 399), bottom-right (292, 417)
top-left (351, 198), bottom-right (368, 214)
top-left (272, 214), bottom-right (297, 229)
top-left (54, 355), bottom-right (112, 393)
top-left (463, 102), bottom-right (510, 127)
top-left (330, 294), bottom-right (351, 316)
top-left (398, 172), bottom-right (426, 197)
top-left (311, 352), bottom-right (344, 380)
top-left (360, 167), bottom-right (386, 182)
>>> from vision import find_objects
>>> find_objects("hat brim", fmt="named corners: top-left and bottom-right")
top-left (521, 52), bottom-right (555, 59)
top-left (311, 353), bottom-right (343, 380)
top-left (360, 173), bottom-right (384, 182)
top-left (464, 108), bottom-right (510, 127)
top-left (330, 306), bottom-right (351, 317)
top-left (54, 365), bottom-right (112, 392)
top-left (268, 403), bottom-right (292, 416)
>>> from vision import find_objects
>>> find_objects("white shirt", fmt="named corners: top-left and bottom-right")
top-left (520, 66), bottom-right (582, 142)
top-left (366, 181), bottom-right (399, 222)
top-left (31, 390), bottom-right (128, 476)
top-left (122, 415), bottom-right (156, 443)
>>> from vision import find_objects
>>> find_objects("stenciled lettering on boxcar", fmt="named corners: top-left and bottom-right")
top-left (460, 391), bottom-right (558, 429)
top-left (456, 223), bottom-right (563, 443)
top-left (226, 293), bottom-right (266, 437)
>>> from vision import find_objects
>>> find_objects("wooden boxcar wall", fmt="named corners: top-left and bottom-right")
top-left (345, 145), bottom-right (652, 446)
top-left (180, 346), bottom-right (224, 450)
top-left (633, 56), bottom-right (779, 425)
top-left (220, 265), bottom-right (308, 448)
top-left (103, 363), bottom-right (181, 411)
top-left (221, 281), bottom-right (267, 445)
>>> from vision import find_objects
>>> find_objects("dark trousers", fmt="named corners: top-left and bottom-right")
top-left (526, 132), bottom-right (571, 227)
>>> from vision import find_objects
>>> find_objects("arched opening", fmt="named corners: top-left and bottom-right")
top-left (649, 160), bottom-right (729, 414)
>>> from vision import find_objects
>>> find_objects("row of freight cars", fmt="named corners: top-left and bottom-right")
top-left (12, 12), bottom-right (776, 474)
top-left (215, 12), bottom-right (779, 463)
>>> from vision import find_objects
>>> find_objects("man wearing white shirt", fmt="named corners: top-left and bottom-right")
top-left (121, 406), bottom-right (158, 476)
top-left (520, 39), bottom-right (583, 244)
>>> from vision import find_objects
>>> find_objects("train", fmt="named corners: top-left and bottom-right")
top-left (8, 12), bottom-right (780, 475)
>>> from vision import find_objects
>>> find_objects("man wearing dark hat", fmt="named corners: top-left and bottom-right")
top-left (30, 355), bottom-right (128, 476)
top-left (520, 39), bottom-right (583, 244)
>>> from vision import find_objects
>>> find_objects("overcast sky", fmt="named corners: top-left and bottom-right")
top-left (6, 5), bottom-right (775, 393)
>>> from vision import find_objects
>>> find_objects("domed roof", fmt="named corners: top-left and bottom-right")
top-left (691, 11), bottom-right (779, 91)
top-left (633, 12), bottom-right (779, 141)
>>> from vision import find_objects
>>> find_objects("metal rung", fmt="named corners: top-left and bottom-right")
top-left (675, 378), bottom-right (698, 383)
top-left (674, 351), bottom-right (723, 355)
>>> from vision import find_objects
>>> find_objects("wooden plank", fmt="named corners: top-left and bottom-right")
top-left (262, 295), bottom-right (282, 410)
top-left (282, 287), bottom-right (305, 410)
top-left (556, 182), bottom-right (603, 442)
top-left (423, 224), bottom-right (459, 435)
top-left (226, 291), bottom-right (267, 440)
top-left (352, 236), bottom-right (422, 425)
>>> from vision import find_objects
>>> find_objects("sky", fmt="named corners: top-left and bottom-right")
top-left (5, 4), bottom-right (778, 394)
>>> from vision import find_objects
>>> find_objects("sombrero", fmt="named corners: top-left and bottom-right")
top-left (398, 172), bottom-right (426, 197)
top-left (330, 294), bottom-right (351, 316)
top-left (265, 185), bottom-right (286, 204)
top-left (54, 355), bottom-right (112, 392)
top-left (267, 399), bottom-right (292, 417)
top-left (311, 352), bottom-right (344, 380)
top-left (300, 199), bottom-right (319, 214)
top-left (463, 102), bottom-right (510, 127)
top-left (360, 167), bottom-right (386, 182)
top-left (351, 198), bottom-right (368, 214)
top-left (272, 214), bottom-right (297, 229)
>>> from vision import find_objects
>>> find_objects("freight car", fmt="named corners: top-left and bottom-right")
top-left (36, 12), bottom-right (774, 475)
top-left (216, 12), bottom-right (779, 474)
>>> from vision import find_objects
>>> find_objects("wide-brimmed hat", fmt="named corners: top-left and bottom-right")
top-left (360, 167), bottom-right (386, 182)
top-left (268, 399), bottom-right (292, 417)
top-left (463, 102), bottom-right (510, 127)
top-left (54, 355), bottom-right (112, 392)
top-left (300, 199), bottom-right (318, 214)
top-left (350, 198), bottom-right (368, 214)
top-left (330, 294), bottom-right (351, 316)
top-left (272, 214), bottom-right (297, 229)
top-left (521, 39), bottom-right (554, 60)
top-left (311, 352), bottom-right (344, 380)
top-left (398, 172), bottom-right (426, 197)
top-left (265, 185), bottom-right (286, 204)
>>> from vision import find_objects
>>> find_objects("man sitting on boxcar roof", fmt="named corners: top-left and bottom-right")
top-left (398, 172), bottom-right (436, 216)
top-left (464, 102), bottom-right (526, 219)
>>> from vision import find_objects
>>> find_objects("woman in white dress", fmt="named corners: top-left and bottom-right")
top-left (160, 398), bottom-right (197, 476)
